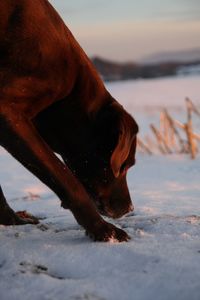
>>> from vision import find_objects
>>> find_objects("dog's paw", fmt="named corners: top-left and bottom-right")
top-left (15, 211), bottom-right (39, 225)
top-left (0, 209), bottom-right (39, 226)
top-left (86, 221), bottom-right (130, 242)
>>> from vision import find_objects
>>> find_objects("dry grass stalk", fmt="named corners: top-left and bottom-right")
top-left (173, 119), bottom-right (200, 142)
top-left (185, 99), bottom-right (197, 159)
top-left (186, 97), bottom-right (200, 117)
top-left (150, 124), bottom-right (172, 154)
top-left (137, 137), bottom-right (153, 155)
top-left (160, 112), bottom-right (169, 147)
top-left (163, 109), bottom-right (187, 153)
top-left (138, 98), bottom-right (200, 158)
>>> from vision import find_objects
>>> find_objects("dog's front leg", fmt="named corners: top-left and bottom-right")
top-left (0, 106), bottom-right (129, 242)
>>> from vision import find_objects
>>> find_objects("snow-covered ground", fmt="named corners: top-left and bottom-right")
top-left (0, 76), bottom-right (200, 300)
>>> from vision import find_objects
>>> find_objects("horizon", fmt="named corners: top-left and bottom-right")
top-left (49, 0), bottom-right (200, 62)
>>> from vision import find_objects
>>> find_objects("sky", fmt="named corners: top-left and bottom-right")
top-left (49, 0), bottom-right (200, 62)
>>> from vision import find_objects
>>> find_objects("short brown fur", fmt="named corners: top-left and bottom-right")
top-left (0, 0), bottom-right (138, 242)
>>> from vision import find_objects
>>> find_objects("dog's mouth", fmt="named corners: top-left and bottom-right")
top-left (83, 184), bottom-right (128, 219)
top-left (94, 195), bottom-right (134, 219)
top-left (94, 197), bottom-right (125, 219)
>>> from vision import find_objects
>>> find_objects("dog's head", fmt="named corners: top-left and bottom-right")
top-left (63, 100), bottom-right (138, 219)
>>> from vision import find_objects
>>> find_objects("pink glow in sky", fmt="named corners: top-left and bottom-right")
top-left (50, 0), bottom-right (200, 62)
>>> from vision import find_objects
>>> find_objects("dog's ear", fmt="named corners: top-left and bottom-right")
top-left (110, 108), bottom-right (138, 178)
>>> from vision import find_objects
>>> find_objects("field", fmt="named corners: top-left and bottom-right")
top-left (0, 75), bottom-right (200, 300)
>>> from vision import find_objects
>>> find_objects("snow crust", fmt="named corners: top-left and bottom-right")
top-left (0, 76), bottom-right (200, 300)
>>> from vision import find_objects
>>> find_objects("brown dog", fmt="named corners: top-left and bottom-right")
top-left (0, 0), bottom-right (138, 242)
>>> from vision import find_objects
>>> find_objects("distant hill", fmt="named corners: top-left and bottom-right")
top-left (92, 57), bottom-right (138, 81)
top-left (141, 48), bottom-right (200, 64)
top-left (91, 50), bottom-right (200, 81)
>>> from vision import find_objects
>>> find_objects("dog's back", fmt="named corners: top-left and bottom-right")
top-left (0, 0), bottom-right (106, 117)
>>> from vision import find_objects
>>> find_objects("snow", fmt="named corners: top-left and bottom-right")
top-left (107, 75), bottom-right (200, 111)
top-left (1, 76), bottom-right (200, 300)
